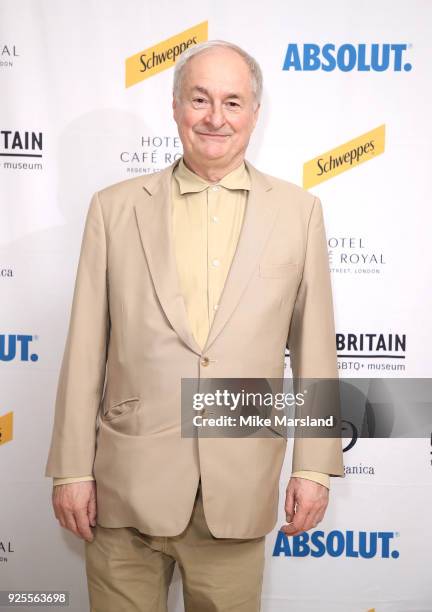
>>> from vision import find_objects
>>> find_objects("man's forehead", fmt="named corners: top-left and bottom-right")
top-left (177, 48), bottom-right (254, 99)
top-left (189, 84), bottom-right (244, 99)
top-left (183, 49), bottom-right (249, 78)
top-left (182, 65), bottom-right (252, 97)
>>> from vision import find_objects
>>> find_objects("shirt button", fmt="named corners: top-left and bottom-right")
top-left (201, 357), bottom-right (210, 366)
top-left (211, 215), bottom-right (219, 223)
top-left (211, 185), bottom-right (220, 191)
top-left (213, 304), bottom-right (219, 311)
top-left (212, 258), bottom-right (220, 267)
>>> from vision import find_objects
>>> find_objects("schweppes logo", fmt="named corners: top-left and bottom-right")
top-left (303, 125), bottom-right (385, 189)
top-left (125, 21), bottom-right (208, 88)
top-left (0, 411), bottom-right (13, 445)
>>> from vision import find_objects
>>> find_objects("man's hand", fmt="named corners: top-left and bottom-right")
top-left (52, 481), bottom-right (97, 542)
top-left (280, 477), bottom-right (329, 536)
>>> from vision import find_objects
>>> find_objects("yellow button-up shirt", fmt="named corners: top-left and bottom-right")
top-left (54, 157), bottom-right (330, 490)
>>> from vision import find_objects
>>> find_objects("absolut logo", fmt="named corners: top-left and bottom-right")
top-left (0, 335), bottom-right (39, 362)
top-left (282, 43), bottom-right (412, 72)
top-left (273, 530), bottom-right (399, 558)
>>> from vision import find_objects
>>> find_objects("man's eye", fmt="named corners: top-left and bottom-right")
top-left (227, 101), bottom-right (240, 108)
top-left (193, 98), bottom-right (207, 105)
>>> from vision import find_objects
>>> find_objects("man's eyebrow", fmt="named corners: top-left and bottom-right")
top-left (191, 86), bottom-right (243, 100)
top-left (191, 86), bottom-right (210, 96)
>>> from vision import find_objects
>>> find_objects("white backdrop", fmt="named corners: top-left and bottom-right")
top-left (1, 1), bottom-right (431, 611)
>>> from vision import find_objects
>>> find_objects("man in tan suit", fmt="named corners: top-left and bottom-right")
top-left (46, 40), bottom-right (343, 611)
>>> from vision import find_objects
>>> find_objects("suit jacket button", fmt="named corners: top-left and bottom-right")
top-left (201, 357), bottom-right (210, 366)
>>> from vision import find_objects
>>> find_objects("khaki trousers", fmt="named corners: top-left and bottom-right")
top-left (85, 480), bottom-right (266, 612)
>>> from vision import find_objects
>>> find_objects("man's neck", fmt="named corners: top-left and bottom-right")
top-left (182, 155), bottom-right (245, 184)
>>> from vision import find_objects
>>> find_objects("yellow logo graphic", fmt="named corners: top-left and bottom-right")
top-left (125, 21), bottom-right (208, 88)
top-left (303, 125), bottom-right (385, 189)
top-left (0, 411), bottom-right (13, 445)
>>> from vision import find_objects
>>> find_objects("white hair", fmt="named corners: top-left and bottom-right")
top-left (173, 40), bottom-right (263, 108)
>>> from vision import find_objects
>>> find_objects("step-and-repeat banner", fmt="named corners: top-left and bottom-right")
top-left (1, 1), bottom-right (431, 610)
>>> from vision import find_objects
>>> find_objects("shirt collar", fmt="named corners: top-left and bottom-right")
top-left (174, 156), bottom-right (251, 194)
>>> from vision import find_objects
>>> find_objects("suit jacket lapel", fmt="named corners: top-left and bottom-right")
top-left (134, 159), bottom-right (281, 356)
top-left (202, 160), bottom-right (281, 352)
top-left (134, 162), bottom-right (203, 355)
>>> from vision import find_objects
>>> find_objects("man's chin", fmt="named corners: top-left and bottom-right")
top-left (197, 145), bottom-right (230, 161)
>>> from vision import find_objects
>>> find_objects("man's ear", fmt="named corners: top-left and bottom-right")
top-left (252, 102), bottom-right (261, 129)
top-left (172, 95), bottom-right (179, 123)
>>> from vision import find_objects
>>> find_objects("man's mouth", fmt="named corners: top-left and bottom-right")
top-left (196, 132), bottom-right (231, 138)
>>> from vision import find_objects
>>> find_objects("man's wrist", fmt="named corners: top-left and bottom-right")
top-left (291, 470), bottom-right (330, 490)
top-left (53, 476), bottom-right (95, 486)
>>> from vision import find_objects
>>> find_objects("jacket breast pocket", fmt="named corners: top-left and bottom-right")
top-left (259, 262), bottom-right (299, 279)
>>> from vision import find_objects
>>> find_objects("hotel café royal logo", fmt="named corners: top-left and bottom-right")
top-left (0, 43), bottom-right (19, 68)
top-left (328, 235), bottom-right (386, 276)
top-left (303, 125), bottom-right (385, 189)
top-left (121, 134), bottom-right (183, 176)
top-left (125, 21), bottom-right (208, 88)
top-left (0, 538), bottom-right (14, 563)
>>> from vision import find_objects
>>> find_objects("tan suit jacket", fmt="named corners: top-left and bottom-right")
top-left (45, 159), bottom-right (344, 538)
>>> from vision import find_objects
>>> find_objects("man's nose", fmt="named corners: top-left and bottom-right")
top-left (204, 104), bottom-right (225, 129)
